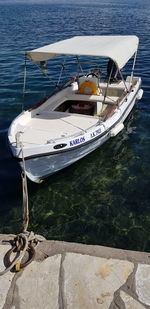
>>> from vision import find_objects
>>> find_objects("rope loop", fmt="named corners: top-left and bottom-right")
top-left (0, 232), bottom-right (45, 276)
top-left (0, 141), bottom-right (46, 276)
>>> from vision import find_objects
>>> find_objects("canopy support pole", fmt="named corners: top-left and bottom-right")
top-left (102, 64), bottom-right (114, 106)
top-left (57, 56), bottom-right (67, 87)
top-left (130, 51), bottom-right (137, 85)
top-left (76, 56), bottom-right (84, 74)
top-left (22, 55), bottom-right (27, 111)
top-left (119, 69), bottom-right (129, 93)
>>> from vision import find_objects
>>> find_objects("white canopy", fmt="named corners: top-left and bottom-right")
top-left (26, 35), bottom-right (139, 69)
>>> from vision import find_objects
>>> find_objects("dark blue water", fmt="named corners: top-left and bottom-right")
top-left (0, 0), bottom-right (150, 251)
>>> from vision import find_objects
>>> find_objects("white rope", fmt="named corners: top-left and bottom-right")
top-left (0, 139), bottom-right (46, 275)
top-left (20, 140), bottom-right (46, 240)
top-left (0, 234), bottom-right (28, 276)
top-left (20, 142), bottom-right (29, 232)
top-left (0, 232), bottom-right (45, 276)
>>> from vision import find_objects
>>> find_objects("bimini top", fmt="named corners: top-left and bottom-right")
top-left (26, 35), bottom-right (139, 69)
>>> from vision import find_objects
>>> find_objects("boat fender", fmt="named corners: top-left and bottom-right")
top-left (136, 89), bottom-right (143, 100)
top-left (79, 80), bottom-right (99, 95)
top-left (109, 123), bottom-right (124, 137)
top-left (71, 82), bottom-right (78, 91)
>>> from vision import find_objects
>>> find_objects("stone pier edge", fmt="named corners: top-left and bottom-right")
top-left (0, 234), bottom-right (150, 309)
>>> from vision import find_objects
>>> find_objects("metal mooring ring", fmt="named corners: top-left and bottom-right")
top-left (5, 243), bottom-right (35, 270)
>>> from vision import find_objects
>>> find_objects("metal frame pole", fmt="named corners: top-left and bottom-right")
top-left (130, 51), bottom-right (137, 85)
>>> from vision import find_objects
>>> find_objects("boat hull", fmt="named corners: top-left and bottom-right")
top-left (20, 131), bottom-right (109, 183)
top-left (19, 93), bottom-right (138, 183)
top-left (8, 73), bottom-right (142, 183)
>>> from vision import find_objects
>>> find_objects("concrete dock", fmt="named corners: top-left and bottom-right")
top-left (0, 234), bottom-right (150, 308)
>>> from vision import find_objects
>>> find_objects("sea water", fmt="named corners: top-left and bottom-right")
top-left (0, 0), bottom-right (150, 251)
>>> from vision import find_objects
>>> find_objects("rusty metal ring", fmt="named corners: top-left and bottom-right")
top-left (20, 244), bottom-right (35, 269)
top-left (5, 244), bottom-right (35, 270)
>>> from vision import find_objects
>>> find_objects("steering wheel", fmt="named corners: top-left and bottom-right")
top-left (86, 72), bottom-right (99, 78)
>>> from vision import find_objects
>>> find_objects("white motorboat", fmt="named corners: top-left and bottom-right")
top-left (8, 36), bottom-right (143, 183)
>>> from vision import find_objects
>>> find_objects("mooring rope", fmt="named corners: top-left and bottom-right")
top-left (0, 141), bottom-right (45, 275)
top-left (21, 141), bottom-right (29, 232)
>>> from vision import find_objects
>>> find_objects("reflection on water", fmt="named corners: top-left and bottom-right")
top-left (1, 111), bottom-right (149, 251)
top-left (0, 0), bottom-right (150, 251)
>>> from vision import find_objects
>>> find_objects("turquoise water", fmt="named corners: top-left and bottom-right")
top-left (0, 0), bottom-right (150, 251)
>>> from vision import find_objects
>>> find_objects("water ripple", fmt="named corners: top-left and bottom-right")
top-left (0, 1), bottom-right (150, 251)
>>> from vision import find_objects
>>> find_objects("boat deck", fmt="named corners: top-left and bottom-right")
top-left (21, 111), bottom-right (98, 145)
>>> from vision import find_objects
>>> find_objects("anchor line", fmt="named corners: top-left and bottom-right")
top-left (0, 141), bottom-right (45, 275)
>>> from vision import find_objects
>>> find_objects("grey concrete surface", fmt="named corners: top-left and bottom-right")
top-left (0, 234), bottom-right (150, 309)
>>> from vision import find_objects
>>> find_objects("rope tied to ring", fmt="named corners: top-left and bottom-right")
top-left (0, 232), bottom-right (45, 275)
top-left (0, 142), bottom-right (45, 276)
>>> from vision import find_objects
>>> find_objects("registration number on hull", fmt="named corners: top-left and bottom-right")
top-left (69, 128), bottom-right (101, 147)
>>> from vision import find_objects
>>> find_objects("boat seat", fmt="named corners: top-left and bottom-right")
top-left (99, 80), bottom-right (123, 89)
top-left (68, 93), bottom-right (119, 105)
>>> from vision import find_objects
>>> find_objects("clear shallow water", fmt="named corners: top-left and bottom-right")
top-left (0, 0), bottom-right (150, 251)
